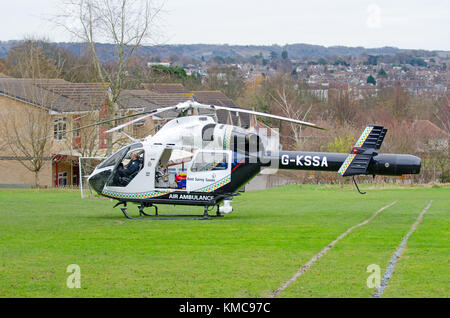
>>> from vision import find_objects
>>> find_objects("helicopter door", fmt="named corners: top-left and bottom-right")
top-left (187, 150), bottom-right (231, 192)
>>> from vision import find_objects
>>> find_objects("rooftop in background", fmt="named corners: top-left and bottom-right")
top-left (192, 90), bottom-right (250, 127)
top-left (141, 83), bottom-right (191, 94)
top-left (35, 81), bottom-right (108, 107)
top-left (0, 78), bottom-right (106, 112)
top-left (192, 91), bottom-right (237, 107)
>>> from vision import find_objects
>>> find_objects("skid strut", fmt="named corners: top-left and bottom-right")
top-left (119, 204), bottom-right (224, 220)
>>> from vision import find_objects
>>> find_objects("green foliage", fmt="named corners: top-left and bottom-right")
top-left (270, 51), bottom-right (278, 60)
top-left (212, 55), bottom-right (226, 64)
top-left (367, 74), bottom-right (377, 85)
top-left (365, 55), bottom-right (379, 66)
top-left (318, 58), bottom-right (327, 65)
top-left (327, 134), bottom-right (355, 153)
top-left (409, 57), bottom-right (427, 67)
top-left (281, 50), bottom-right (288, 60)
top-left (378, 68), bottom-right (387, 77)
top-left (151, 65), bottom-right (188, 79)
top-left (439, 170), bottom-right (450, 183)
top-left (334, 59), bottom-right (349, 66)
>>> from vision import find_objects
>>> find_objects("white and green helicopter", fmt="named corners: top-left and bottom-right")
top-left (87, 101), bottom-right (421, 219)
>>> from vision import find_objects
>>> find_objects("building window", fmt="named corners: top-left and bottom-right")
top-left (58, 172), bottom-right (68, 186)
top-left (54, 118), bottom-right (67, 141)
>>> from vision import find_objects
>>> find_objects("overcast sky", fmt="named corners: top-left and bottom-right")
top-left (0, 0), bottom-right (449, 50)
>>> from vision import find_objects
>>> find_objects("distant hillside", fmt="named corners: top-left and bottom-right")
top-left (0, 40), bottom-right (439, 61)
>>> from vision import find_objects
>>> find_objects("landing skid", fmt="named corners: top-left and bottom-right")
top-left (120, 204), bottom-right (224, 220)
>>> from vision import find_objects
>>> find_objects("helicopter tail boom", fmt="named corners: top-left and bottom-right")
top-left (275, 125), bottom-right (420, 177)
top-left (277, 151), bottom-right (421, 176)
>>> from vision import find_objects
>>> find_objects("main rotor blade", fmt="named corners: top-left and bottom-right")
top-left (41, 100), bottom-right (323, 141)
top-left (105, 113), bottom-right (153, 133)
top-left (104, 103), bottom-right (192, 133)
top-left (189, 102), bottom-right (325, 130)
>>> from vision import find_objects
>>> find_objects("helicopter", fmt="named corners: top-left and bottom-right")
top-left (87, 101), bottom-right (421, 220)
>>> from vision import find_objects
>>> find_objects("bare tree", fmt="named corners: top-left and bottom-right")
top-left (5, 38), bottom-right (63, 79)
top-left (264, 75), bottom-right (314, 149)
top-left (206, 65), bottom-right (245, 100)
top-left (0, 58), bottom-right (7, 74)
top-left (72, 111), bottom-right (100, 158)
top-left (328, 88), bottom-right (358, 125)
top-left (434, 95), bottom-right (450, 135)
top-left (55, 0), bottom-right (163, 154)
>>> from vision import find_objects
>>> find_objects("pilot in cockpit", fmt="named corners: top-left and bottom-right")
top-left (118, 152), bottom-right (141, 179)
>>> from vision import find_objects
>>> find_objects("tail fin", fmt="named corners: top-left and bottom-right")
top-left (338, 125), bottom-right (387, 176)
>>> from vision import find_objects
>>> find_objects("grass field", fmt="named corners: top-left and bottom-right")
top-left (0, 184), bottom-right (448, 298)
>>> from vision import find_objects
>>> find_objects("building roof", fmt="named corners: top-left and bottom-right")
top-left (118, 90), bottom-right (194, 118)
top-left (192, 90), bottom-right (250, 127)
top-left (0, 78), bottom-right (106, 113)
top-left (141, 83), bottom-right (191, 94)
top-left (124, 91), bottom-right (193, 108)
top-left (35, 82), bottom-right (108, 108)
top-left (192, 91), bottom-right (237, 107)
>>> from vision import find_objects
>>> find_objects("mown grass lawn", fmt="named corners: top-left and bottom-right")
top-left (0, 184), bottom-right (448, 298)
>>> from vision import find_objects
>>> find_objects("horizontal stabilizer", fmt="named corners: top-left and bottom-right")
top-left (338, 125), bottom-right (388, 176)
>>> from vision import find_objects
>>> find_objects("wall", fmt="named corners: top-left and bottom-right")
top-left (0, 95), bottom-right (54, 187)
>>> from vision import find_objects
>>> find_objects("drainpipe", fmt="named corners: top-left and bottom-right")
top-left (55, 161), bottom-right (59, 187)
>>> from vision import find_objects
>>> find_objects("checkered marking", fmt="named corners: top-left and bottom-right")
top-left (102, 189), bottom-right (174, 200)
top-left (338, 154), bottom-right (356, 176)
top-left (197, 176), bottom-right (231, 193)
top-left (223, 126), bottom-right (233, 150)
top-left (354, 126), bottom-right (374, 148)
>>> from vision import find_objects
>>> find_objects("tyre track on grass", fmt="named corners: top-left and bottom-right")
top-left (372, 200), bottom-right (433, 298)
top-left (270, 200), bottom-right (398, 298)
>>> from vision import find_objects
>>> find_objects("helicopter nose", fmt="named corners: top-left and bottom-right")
top-left (88, 170), bottom-right (111, 194)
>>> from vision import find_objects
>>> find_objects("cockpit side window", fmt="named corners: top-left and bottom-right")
top-left (108, 148), bottom-right (145, 187)
top-left (98, 147), bottom-right (127, 169)
top-left (97, 143), bottom-right (143, 169)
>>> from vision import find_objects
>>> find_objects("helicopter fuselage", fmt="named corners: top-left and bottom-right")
top-left (88, 115), bottom-right (421, 213)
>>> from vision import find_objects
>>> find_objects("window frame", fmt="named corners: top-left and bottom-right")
top-left (190, 150), bottom-right (230, 173)
top-left (53, 117), bottom-right (67, 142)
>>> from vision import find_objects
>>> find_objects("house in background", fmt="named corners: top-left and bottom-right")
top-left (0, 78), bottom-right (109, 188)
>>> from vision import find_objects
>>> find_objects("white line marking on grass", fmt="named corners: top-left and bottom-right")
top-left (372, 200), bottom-right (433, 298)
top-left (271, 201), bottom-right (398, 298)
